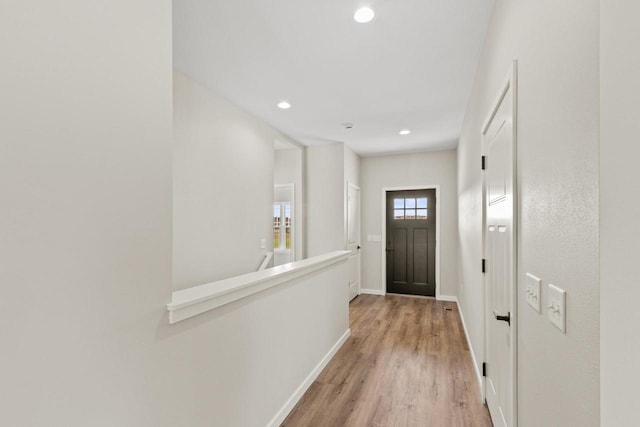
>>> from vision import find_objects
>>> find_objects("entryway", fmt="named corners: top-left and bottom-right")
top-left (384, 188), bottom-right (437, 297)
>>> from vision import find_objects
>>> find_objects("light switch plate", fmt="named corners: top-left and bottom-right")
top-left (367, 235), bottom-right (382, 242)
top-left (547, 284), bottom-right (566, 333)
top-left (525, 273), bottom-right (541, 313)
top-left (260, 238), bottom-right (266, 249)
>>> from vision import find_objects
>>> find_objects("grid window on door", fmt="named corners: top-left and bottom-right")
top-left (394, 197), bottom-right (428, 220)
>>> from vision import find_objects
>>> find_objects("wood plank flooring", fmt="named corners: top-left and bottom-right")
top-left (282, 294), bottom-right (493, 427)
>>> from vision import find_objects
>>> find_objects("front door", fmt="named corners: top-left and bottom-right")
top-left (385, 189), bottom-right (436, 296)
top-left (484, 65), bottom-right (517, 427)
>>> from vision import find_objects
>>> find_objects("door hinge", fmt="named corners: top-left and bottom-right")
top-left (482, 362), bottom-right (487, 377)
top-left (481, 156), bottom-right (486, 170)
top-left (482, 258), bottom-right (486, 273)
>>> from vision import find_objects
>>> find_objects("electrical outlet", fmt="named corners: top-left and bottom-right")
top-left (525, 273), bottom-right (541, 313)
top-left (547, 284), bottom-right (566, 333)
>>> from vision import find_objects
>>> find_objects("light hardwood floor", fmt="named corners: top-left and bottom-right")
top-left (282, 294), bottom-right (493, 427)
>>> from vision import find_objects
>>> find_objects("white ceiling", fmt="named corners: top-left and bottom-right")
top-left (173, 0), bottom-right (495, 156)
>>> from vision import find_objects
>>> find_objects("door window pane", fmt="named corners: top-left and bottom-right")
top-left (417, 198), bottom-right (427, 208)
top-left (274, 228), bottom-right (281, 249)
top-left (405, 209), bottom-right (416, 219)
top-left (273, 204), bottom-right (281, 227)
top-left (284, 203), bottom-right (292, 227)
top-left (285, 227), bottom-right (291, 249)
top-left (417, 209), bottom-right (427, 219)
top-left (394, 199), bottom-right (404, 209)
top-left (394, 209), bottom-right (405, 219)
top-left (405, 198), bottom-right (416, 208)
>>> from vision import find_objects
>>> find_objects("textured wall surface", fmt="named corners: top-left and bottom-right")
top-left (457, 1), bottom-right (600, 425)
top-left (600, 1), bottom-right (640, 425)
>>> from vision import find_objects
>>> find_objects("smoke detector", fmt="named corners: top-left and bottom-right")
top-left (342, 122), bottom-right (354, 129)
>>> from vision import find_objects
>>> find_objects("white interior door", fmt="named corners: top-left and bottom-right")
top-left (347, 183), bottom-right (361, 301)
top-left (484, 64), bottom-right (517, 427)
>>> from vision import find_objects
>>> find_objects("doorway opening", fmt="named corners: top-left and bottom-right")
top-left (274, 138), bottom-right (304, 266)
top-left (382, 186), bottom-right (440, 298)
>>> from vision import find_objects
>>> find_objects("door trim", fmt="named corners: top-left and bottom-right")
top-left (381, 185), bottom-right (441, 299)
top-left (347, 182), bottom-right (361, 299)
top-left (274, 183), bottom-right (295, 263)
top-left (482, 60), bottom-right (518, 426)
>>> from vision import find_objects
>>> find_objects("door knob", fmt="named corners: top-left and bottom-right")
top-left (493, 311), bottom-right (511, 326)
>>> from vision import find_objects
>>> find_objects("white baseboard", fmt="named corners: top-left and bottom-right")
top-left (360, 288), bottom-right (386, 296)
top-left (266, 328), bottom-right (351, 427)
top-left (456, 299), bottom-right (484, 398)
top-left (436, 294), bottom-right (458, 302)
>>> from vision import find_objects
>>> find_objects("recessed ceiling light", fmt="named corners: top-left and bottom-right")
top-left (277, 101), bottom-right (291, 109)
top-left (354, 7), bottom-right (375, 23)
top-left (399, 129), bottom-right (411, 135)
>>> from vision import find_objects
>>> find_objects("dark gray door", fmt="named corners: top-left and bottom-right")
top-left (386, 189), bottom-right (436, 296)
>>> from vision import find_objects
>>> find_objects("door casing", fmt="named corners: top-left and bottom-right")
top-left (274, 183), bottom-right (295, 265)
top-left (347, 182), bottom-right (361, 300)
top-left (482, 60), bottom-right (518, 426)
top-left (381, 185), bottom-right (441, 299)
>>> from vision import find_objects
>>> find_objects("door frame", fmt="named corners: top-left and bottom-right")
top-left (347, 182), bottom-right (361, 298)
top-left (381, 185), bottom-right (441, 299)
top-left (481, 60), bottom-right (518, 426)
top-left (274, 183), bottom-right (295, 263)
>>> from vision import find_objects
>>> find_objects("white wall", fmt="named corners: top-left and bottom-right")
top-left (457, 1), bottom-right (600, 425)
top-left (0, 0), bottom-right (173, 423)
top-left (274, 149), bottom-right (299, 185)
top-left (360, 150), bottom-right (458, 296)
top-left (600, 2), bottom-right (640, 425)
top-left (164, 259), bottom-right (350, 427)
top-left (306, 143), bottom-right (346, 257)
top-left (306, 143), bottom-right (362, 259)
top-left (0, 3), bottom-right (350, 425)
top-left (344, 145), bottom-right (361, 245)
top-left (174, 72), bottom-right (299, 289)
top-left (344, 145), bottom-right (361, 190)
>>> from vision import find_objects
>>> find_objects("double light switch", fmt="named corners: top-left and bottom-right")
top-left (525, 273), bottom-right (567, 334)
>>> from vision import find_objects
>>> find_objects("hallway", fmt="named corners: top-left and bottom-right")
top-left (282, 295), bottom-right (492, 427)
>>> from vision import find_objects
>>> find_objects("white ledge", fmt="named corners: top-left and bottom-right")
top-left (167, 250), bottom-right (352, 324)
